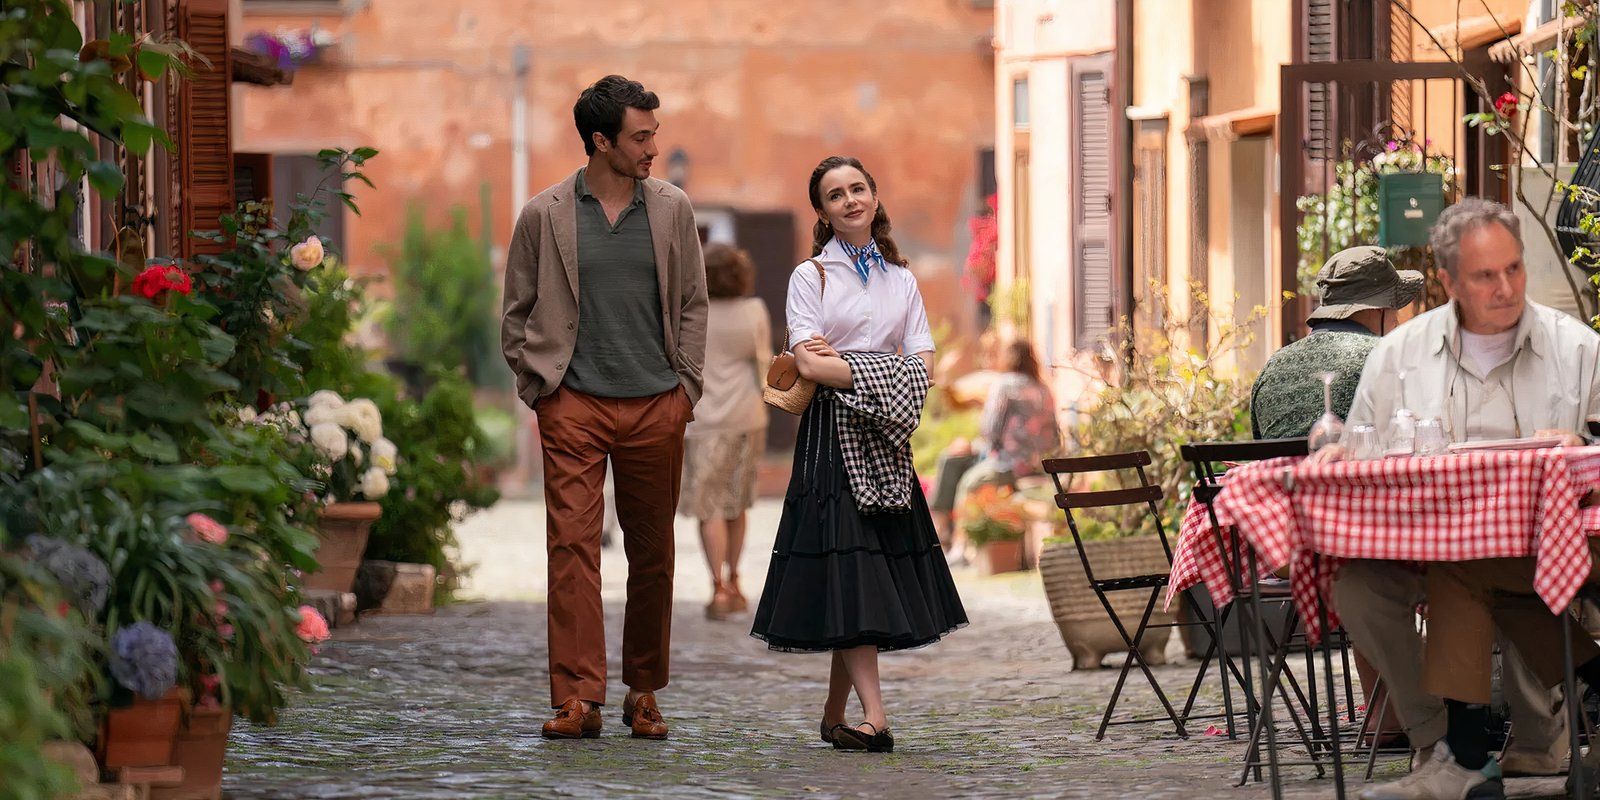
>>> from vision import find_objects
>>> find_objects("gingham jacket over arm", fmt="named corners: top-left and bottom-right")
top-left (830, 352), bottom-right (931, 514)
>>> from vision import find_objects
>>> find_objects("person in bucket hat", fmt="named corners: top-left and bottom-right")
top-left (1250, 245), bottom-right (1422, 440)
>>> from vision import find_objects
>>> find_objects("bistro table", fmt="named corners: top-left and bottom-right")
top-left (1169, 446), bottom-right (1600, 643)
top-left (1167, 445), bottom-right (1600, 798)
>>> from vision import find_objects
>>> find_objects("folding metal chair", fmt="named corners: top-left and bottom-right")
top-left (1182, 438), bottom-right (1362, 797)
top-left (1042, 450), bottom-right (1249, 740)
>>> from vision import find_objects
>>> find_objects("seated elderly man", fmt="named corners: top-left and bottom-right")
top-left (1319, 198), bottom-right (1600, 800)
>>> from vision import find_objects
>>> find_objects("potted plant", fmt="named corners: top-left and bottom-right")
top-left (357, 372), bottom-right (498, 612)
top-left (7, 461), bottom-right (331, 796)
top-left (0, 538), bottom-right (102, 799)
top-left (958, 484), bottom-right (1027, 575)
top-left (285, 391), bottom-right (398, 595)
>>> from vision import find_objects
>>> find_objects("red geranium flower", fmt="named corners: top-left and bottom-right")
top-left (131, 264), bottom-right (193, 300)
top-left (1494, 91), bottom-right (1518, 117)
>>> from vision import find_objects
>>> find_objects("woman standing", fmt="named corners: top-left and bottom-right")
top-left (680, 243), bottom-right (771, 620)
top-left (750, 156), bottom-right (967, 753)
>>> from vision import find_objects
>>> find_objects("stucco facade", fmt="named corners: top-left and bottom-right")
top-left (234, 0), bottom-right (996, 338)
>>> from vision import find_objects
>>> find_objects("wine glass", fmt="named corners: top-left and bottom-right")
top-left (1414, 418), bottom-right (1448, 456)
top-left (1387, 369), bottom-right (1417, 456)
top-left (1308, 372), bottom-right (1345, 453)
top-left (1345, 423), bottom-right (1380, 461)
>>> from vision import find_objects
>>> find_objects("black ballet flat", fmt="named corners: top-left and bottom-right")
top-left (833, 722), bottom-right (892, 753)
top-left (820, 721), bottom-right (849, 744)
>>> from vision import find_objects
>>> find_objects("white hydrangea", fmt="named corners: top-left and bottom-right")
top-left (309, 423), bottom-right (349, 461)
top-left (351, 446), bottom-right (363, 467)
top-left (359, 467), bottom-right (390, 499)
top-left (237, 406), bottom-right (257, 424)
top-left (303, 404), bottom-right (342, 428)
top-left (307, 390), bottom-right (344, 410)
top-left (370, 438), bottom-right (398, 475)
top-left (340, 398), bottom-right (383, 444)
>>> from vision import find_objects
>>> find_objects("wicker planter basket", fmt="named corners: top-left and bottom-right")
top-left (1038, 537), bottom-right (1175, 670)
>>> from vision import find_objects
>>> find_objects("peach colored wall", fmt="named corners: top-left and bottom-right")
top-left (235, 0), bottom-right (995, 335)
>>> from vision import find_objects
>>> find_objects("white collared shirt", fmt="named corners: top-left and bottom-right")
top-left (784, 237), bottom-right (935, 355)
top-left (1346, 300), bottom-right (1600, 441)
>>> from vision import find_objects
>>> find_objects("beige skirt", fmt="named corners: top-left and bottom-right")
top-left (679, 429), bottom-right (763, 521)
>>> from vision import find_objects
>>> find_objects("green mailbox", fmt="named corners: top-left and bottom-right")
top-left (1377, 171), bottom-right (1444, 247)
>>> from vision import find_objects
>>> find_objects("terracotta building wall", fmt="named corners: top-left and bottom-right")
top-left (235, 0), bottom-right (995, 341)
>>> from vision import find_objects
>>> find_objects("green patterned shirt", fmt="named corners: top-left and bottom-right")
top-left (1250, 321), bottom-right (1378, 440)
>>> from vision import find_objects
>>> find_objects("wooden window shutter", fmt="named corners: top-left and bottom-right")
top-left (1303, 0), bottom-right (1337, 161)
top-left (1072, 56), bottom-right (1115, 349)
top-left (176, 0), bottom-right (233, 260)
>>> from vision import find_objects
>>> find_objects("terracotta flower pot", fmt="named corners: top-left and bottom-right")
top-left (977, 537), bottom-right (1025, 575)
top-left (303, 501), bottom-right (381, 593)
top-left (150, 704), bottom-right (232, 800)
top-left (98, 688), bottom-right (184, 769)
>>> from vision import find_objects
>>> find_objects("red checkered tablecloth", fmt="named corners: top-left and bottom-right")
top-left (1166, 447), bottom-right (1600, 644)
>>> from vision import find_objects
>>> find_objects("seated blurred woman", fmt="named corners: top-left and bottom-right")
top-left (943, 339), bottom-right (1061, 565)
top-left (679, 243), bottom-right (771, 620)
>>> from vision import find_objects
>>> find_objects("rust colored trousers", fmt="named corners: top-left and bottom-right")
top-left (536, 384), bottom-right (691, 707)
top-left (1422, 541), bottom-right (1600, 705)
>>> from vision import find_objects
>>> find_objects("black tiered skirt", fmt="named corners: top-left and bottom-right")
top-left (750, 394), bottom-right (968, 653)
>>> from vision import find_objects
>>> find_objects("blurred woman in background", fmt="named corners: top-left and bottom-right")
top-left (680, 243), bottom-right (771, 620)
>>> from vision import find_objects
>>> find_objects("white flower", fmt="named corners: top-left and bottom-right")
top-left (290, 236), bottom-right (325, 271)
top-left (238, 406), bottom-right (257, 424)
top-left (370, 438), bottom-right (398, 475)
top-left (340, 398), bottom-right (383, 444)
top-left (307, 390), bottom-right (344, 410)
top-left (351, 446), bottom-right (363, 467)
top-left (309, 423), bottom-right (349, 461)
top-left (359, 467), bottom-right (390, 499)
top-left (303, 404), bottom-right (342, 428)
top-left (288, 410), bottom-right (302, 429)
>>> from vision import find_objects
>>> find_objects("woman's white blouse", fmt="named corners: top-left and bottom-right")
top-left (784, 237), bottom-right (935, 356)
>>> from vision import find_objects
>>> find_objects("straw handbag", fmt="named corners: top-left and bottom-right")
top-left (763, 258), bottom-right (826, 415)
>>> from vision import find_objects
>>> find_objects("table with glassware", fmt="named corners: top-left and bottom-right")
top-left (1168, 444), bottom-right (1600, 642)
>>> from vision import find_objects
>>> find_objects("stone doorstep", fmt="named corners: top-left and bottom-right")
top-left (301, 588), bottom-right (358, 628)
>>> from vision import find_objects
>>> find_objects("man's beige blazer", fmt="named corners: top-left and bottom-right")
top-left (500, 170), bottom-right (708, 408)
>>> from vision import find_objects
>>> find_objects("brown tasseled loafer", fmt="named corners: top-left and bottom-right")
top-left (541, 698), bottom-right (601, 740)
top-left (621, 693), bottom-right (669, 740)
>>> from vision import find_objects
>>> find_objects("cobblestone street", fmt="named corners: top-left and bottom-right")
top-left (221, 500), bottom-right (1567, 799)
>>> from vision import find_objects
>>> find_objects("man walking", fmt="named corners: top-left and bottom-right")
top-left (501, 74), bottom-right (707, 741)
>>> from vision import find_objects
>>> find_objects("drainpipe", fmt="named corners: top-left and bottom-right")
top-left (1116, 0), bottom-right (1135, 357)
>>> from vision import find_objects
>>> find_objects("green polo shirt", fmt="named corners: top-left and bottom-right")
top-left (563, 169), bottom-right (679, 398)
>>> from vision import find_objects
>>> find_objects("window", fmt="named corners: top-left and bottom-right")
top-left (1012, 77), bottom-right (1030, 129)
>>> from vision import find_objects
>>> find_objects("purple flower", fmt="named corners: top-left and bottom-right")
top-left (26, 535), bottom-right (110, 615)
top-left (109, 622), bottom-right (178, 700)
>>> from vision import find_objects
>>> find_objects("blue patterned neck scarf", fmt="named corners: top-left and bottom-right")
top-left (838, 238), bottom-right (887, 284)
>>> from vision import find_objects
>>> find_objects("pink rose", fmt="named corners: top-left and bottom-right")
top-left (186, 513), bottom-right (228, 545)
top-left (296, 605), bottom-right (331, 643)
top-left (290, 236), bottom-right (325, 271)
top-left (214, 600), bottom-right (229, 619)
top-left (209, 579), bottom-right (225, 594)
top-left (217, 623), bottom-right (235, 640)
